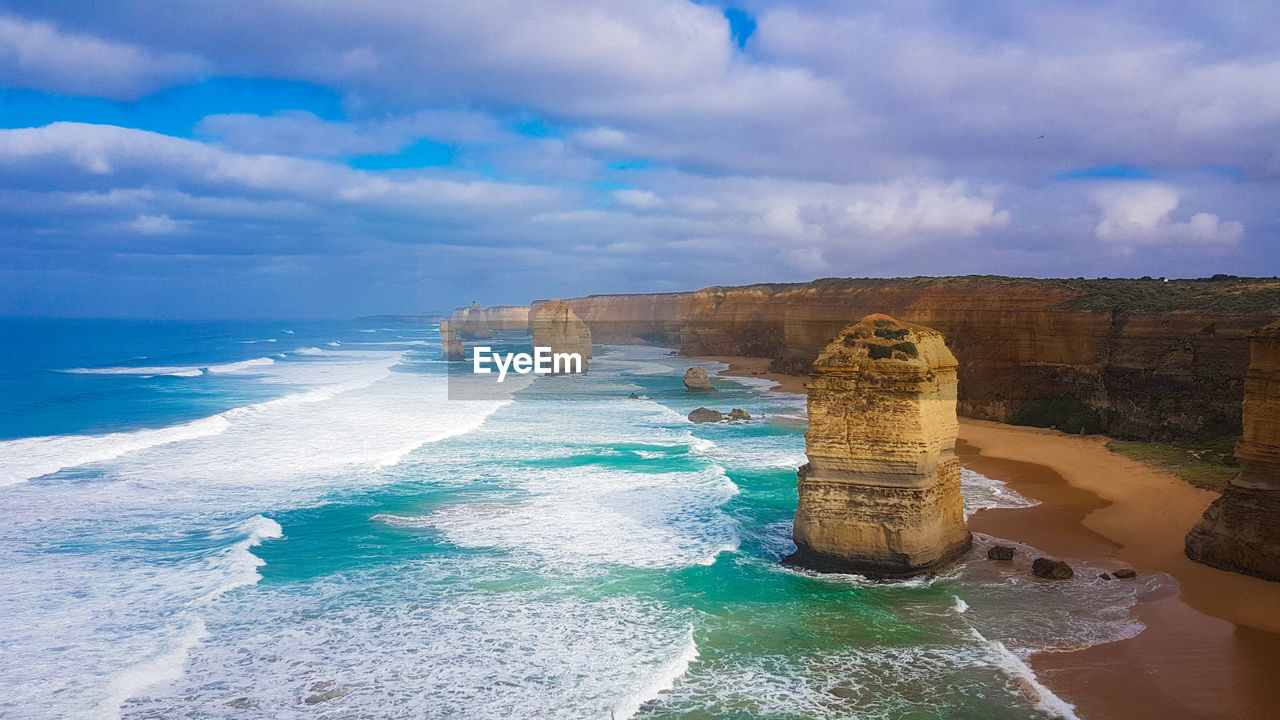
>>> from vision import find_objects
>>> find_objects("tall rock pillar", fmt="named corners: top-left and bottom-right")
top-left (531, 300), bottom-right (592, 373)
top-left (785, 314), bottom-right (971, 577)
top-left (1186, 321), bottom-right (1280, 581)
top-left (439, 320), bottom-right (464, 361)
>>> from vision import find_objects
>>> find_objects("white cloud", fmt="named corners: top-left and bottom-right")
top-left (0, 14), bottom-right (205, 100)
top-left (1093, 183), bottom-right (1243, 245)
top-left (127, 213), bottom-right (182, 235)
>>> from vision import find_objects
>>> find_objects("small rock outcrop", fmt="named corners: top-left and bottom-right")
top-left (1032, 557), bottom-right (1074, 580)
top-left (627, 392), bottom-right (641, 400)
top-left (531, 300), bottom-right (592, 373)
top-left (728, 408), bottom-right (751, 421)
top-left (688, 407), bottom-right (724, 423)
top-left (784, 314), bottom-right (971, 577)
top-left (683, 367), bottom-right (717, 392)
top-left (987, 545), bottom-right (1015, 561)
top-left (1186, 321), bottom-right (1280, 582)
top-left (1112, 568), bottom-right (1137, 579)
top-left (439, 320), bottom-right (464, 361)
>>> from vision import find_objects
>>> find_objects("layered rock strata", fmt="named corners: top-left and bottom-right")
top-left (785, 314), bottom-right (971, 577)
top-left (439, 320), bottom-right (464, 361)
top-left (546, 277), bottom-right (1279, 441)
top-left (530, 300), bottom-right (592, 373)
top-left (455, 301), bottom-right (492, 339)
top-left (1186, 321), bottom-right (1280, 581)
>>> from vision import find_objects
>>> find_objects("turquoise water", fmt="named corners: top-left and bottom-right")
top-left (0, 321), bottom-right (1158, 719)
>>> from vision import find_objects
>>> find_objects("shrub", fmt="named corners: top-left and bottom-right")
top-left (890, 341), bottom-right (917, 357)
top-left (867, 344), bottom-right (893, 359)
top-left (874, 327), bottom-right (910, 340)
top-left (1008, 396), bottom-right (1103, 434)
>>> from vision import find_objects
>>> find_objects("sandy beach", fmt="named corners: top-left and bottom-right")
top-left (713, 358), bottom-right (1280, 720)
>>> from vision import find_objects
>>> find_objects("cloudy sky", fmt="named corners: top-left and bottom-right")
top-left (1, 1), bottom-right (1277, 317)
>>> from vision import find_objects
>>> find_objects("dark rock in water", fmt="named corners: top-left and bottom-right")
top-left (727, 408), bottom-right (752, 421)
top-left (1099, 572), bottom-right (1112, 580)
top-left (1032, 557), bottom-right (1074, 580)
top-left (987, 545), bottom-right (1015, 561)
top-left (683, 367), bottom-right (717, 392)
top-left (627, 392), bottom-right (640, 399)
top-left (688, 407), bottom-right (724, 423)
top-left (1112, 568), bottom-right (1137, 578)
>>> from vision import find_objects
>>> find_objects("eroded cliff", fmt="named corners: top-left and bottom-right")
top-left (1186, 321), bottom-right (1280, 581)
top-left (531, 300), bottom-right (592, 373)
top-left (552, 277), bottom-right (1280, 441)
top-left (785, 315), bottom-right (970, 576)
top-left (439, 320), bottom-right (464, 361)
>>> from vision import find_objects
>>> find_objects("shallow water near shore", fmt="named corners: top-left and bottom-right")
top-left (0, 320), bottom-right (1162, 719)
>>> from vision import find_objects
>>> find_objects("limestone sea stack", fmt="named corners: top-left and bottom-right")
top-left (455, 301), bottom-right (492, 339)
top-left (439, 320), bottom-right (464, 361)
top-left (683, 367), bottom-right (717, 392)
top-left (784, 314), bottom-right (971, 577)
top-left (531, 300), bottom-right (592, 373)
top-left (1186, 321), bottom-right (1280, 581)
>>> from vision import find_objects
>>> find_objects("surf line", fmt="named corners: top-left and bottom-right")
top-left (472, 346), bottom-right (582, 381)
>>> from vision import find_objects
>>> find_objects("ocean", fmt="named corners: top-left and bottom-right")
top-left (0, 319), bottom-right (1159, 719)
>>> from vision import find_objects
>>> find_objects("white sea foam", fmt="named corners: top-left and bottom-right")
top-left (613, 627), bottom-right (699, 719)
top-left (96, 617), bottom-right (209, 720)
top-left (61, 365), bottom-right (206, 377)
top-left (204, 357), bottom-right (275, 374)
top-left (0, 414), bottom-right (231, 487)
top-left (961, 467), bottom-right (1039, 518)
top-left (292, 346), bottom-right (324, 355)
top-left (426, 464), bottom-right (740, 570)
top-left (967, 628), bottom-right (1080, 720)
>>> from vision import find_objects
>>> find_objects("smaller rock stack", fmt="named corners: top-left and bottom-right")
top-left (683, 367), bottom-right (717, 392)
top-left (785, 314), bottom-right (971, 577)
top-left (531, 300), bottom-right (592, 373)
top-left (455, 301), bottom-right (492, 339)
top-left (1186, 320), bottom-right (1280, 581)
top-left (439, 320), bottom-right (464, 361)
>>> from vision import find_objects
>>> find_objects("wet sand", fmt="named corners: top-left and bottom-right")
top-left (959, 420), bottom-right (1280, 720)
top-left (697, 356), bottom-right (808, 395)
top-left (711, 358), bottom-right (1280, 719)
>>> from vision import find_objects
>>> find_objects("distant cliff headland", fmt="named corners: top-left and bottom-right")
top-left (523, 275), bottom-right (1280, 442)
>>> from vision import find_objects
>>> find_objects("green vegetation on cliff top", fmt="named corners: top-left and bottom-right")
top-left (704, 275), bottom-right (1280, 314)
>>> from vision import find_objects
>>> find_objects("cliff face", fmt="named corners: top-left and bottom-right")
top-left (532, 293), bottom-right (696, 344)
top-left (786, 315), bottom-right (970, 577)
top-left (552, 277), bottom-right (1279, 441)
top-left (449, 303), bottom-right (530, 337)
top-left (453, 302), bottom-right (492, 339)
top-left (1186, 321), bottom-right (1280, 581)
top-left (530, 300), bottom-right (592, 372)
top-left (439, 320), bottom-right (464, 361)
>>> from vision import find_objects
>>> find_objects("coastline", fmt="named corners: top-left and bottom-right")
top-left (713, 358), bottom-right (1280, 720)
top-left (695, 355), bottom-right (808, 395)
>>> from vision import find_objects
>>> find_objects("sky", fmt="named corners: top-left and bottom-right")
top-left (1, 1), bottom-right (1277, 318)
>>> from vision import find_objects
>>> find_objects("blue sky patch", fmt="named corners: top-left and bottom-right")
top-left (724, 8), bottom-right (756, 48)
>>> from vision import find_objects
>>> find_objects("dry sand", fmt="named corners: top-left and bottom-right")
top-left (712, 358), bottom-right (1280, 720)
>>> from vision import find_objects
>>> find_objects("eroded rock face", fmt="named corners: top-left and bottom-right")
top-left (688, 407), bottom-right (723, 423)
top-left (1032, 558), bottom-right (1074, 580)
top-left (531, 300), bottom-right (592, 373)
top-left (439, 320), bottom-right (464, 361)
top-left (785, 314), bottom-right (971, 577)
top-left (455, 301), bottom-right (492, 340)
top-left (1186, 321), bottom-right (1280, 581)
top-left (683, 367), bottom-right (717, 392)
